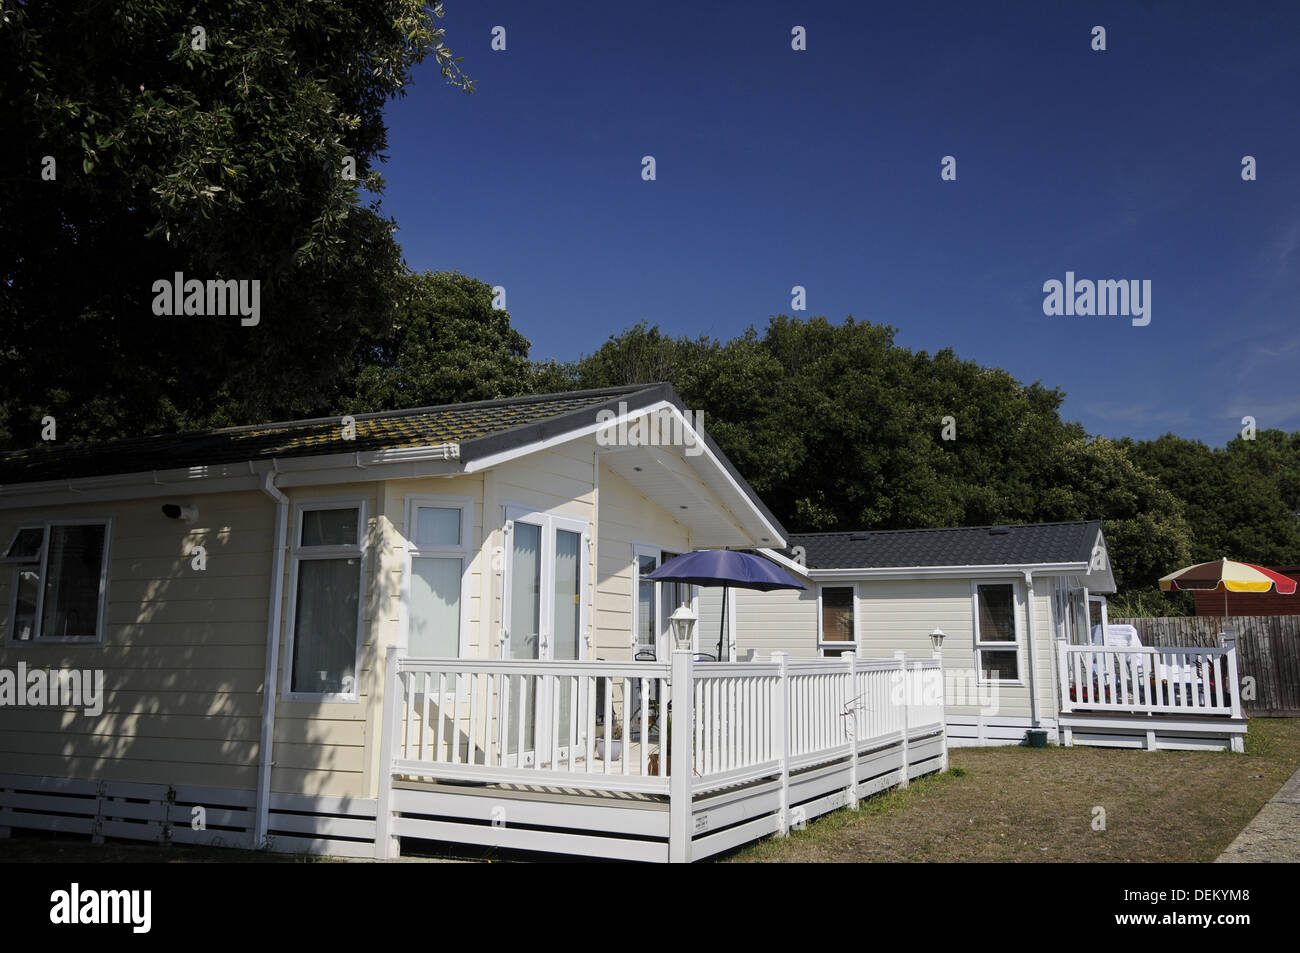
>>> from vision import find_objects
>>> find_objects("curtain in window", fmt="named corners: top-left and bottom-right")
top-left (553, 531), bottom-right (580, 661)
top-left (291, 558), bottom-right (360, 693)
top-left (301, 509), bottom-right (358, 547)
top-left (409, 556), bottom-right (461, 656)
top-left (415, 507), bottom-right (461, 547)
top-left (12, 568), bottom-right (39, 641)
top-left (637, 554), bottom-right (657, 646)
top-left (508, 522), bottom-right (542, 753)
top-left (510, 523), bottom-right (541, 661)
top-left (40, 524), bottom-right (106, 639)
top-left (978, 585), bottom-right (1015, 641)
top-left (821, 587), bottom-right (854, 642)
top-left (553, 530), bottom-right (582, 745)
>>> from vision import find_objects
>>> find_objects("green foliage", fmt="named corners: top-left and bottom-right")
top-left (0, 1), bottom-right (471, 444)
top-left (1107, 587), bottom-right (1193, 619)
top-left (1123, 431), bottom-right (1300, 566)
top-left (340, 271), bottom-right (557, 413)
top-left (570, 316), bottom-right (1198, 593)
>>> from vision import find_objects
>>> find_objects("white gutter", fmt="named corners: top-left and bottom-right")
top-left (1023, 570), bottom-right (1041, 727)
top-left (0, 443), bottom-right (461, 509)
top-left (254, 471), bottom-right (290, 847)
top-left (801, 561), bottom-right (1089, 581)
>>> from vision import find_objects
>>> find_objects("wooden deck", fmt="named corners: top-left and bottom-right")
top-left (376, 650), bottom-right (948, 861)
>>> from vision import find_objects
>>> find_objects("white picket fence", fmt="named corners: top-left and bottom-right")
top-left (376, 649), bottom-right (947, 862)
top-left (1057, 643), bottom-right (1242, 718)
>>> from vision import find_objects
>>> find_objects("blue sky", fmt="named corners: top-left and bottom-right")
top-left (379, 1), bottom-right (1300, 447)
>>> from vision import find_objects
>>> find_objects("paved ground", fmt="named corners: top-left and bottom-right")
top-left (1216, 767), bottom-right (1300, 862)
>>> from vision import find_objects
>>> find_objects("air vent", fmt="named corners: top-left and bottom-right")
top-left (850, 533), bottom-right (870, 541)
top-left (989, 526), bottom-right (1011, 535)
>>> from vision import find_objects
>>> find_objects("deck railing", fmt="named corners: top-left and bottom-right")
top-left (383, 657), bottom-right (673, 795)
top-left (376, 649), bottom-right (946, 859)
top-left (1057, 642), bottom-right (1242, 718)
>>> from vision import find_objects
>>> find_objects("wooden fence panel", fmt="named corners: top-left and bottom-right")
top-left (1112, 615), bottom-right (1300, 716)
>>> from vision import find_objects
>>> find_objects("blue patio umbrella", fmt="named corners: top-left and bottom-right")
top-left (646, 550), bottom-right (806, 660)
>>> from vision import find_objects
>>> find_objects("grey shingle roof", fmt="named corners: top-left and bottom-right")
top-left (0, 385), bottom-right (656, 485)
top-left (0, 382), bottom-right (788, 543)
top-left (784, 520), bottom-right (1102, 570)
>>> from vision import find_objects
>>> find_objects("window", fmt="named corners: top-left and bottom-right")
top-left (974, 582), bottom-right (1021, 683)
top-left (3, 521), bottom-right (110, 643)
top-left (818, 585), bottom-right (856, 657)
top-left (403, 497), bottom-right (472, 658)
top-left (286, 502), bottom-right (366, 699)
top-left (632, 545), bottom-right (699, 658)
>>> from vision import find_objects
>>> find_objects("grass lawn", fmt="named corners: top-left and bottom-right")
top-left (726, 718), bottom-right (1300, 862)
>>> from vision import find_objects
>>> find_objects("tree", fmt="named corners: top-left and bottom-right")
top-left (0, 0), bottom-right (472, 444)
top-left (1037, 436), bottom-right (1193, 594)
top-left (1124, 431), bottom-right (1300, 566)
top-left (570, 315), bottom-right (1194, 597)
top-left (340, 271), bottom-right (560, 413)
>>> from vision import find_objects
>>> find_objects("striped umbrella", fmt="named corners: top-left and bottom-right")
top-left (1159, 559), bottom-right (1298, 618)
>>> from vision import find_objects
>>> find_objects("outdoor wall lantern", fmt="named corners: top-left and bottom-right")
top-left (670, 604), bottom-right (698, 651)
top-left (929, 627), bottom-right (946, 651)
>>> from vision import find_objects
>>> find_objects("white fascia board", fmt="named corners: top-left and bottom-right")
top-left (0, 444), bottom-right (461, 509)
top-left (805, 562), bottom-right (1090, 581)
top-left (756, 547), bottom-right (812, 578)
top-left (464, 399), bottom-right (787, 548)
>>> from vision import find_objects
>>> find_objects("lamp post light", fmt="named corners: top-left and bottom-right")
top-left (669, 604), bottom-right (698, 652)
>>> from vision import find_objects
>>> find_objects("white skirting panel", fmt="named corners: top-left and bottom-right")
top-left (0, 773), bottom-right (377, 857)
top-left (945, 714), bottom-right (1060, 747)
top-left (0, 727), bottom-right (950, 862)
top-left (1058, 712), bottom-right (1246, 752)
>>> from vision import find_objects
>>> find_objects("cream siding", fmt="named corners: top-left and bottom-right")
top-left (730, 574), bottom-right (1065, 724)
top-left (0, 491), bottom-right (273, 789)
top-left (0, 431), bottom-right (760, 800)
top-left (593, 462), bottom-right (689, 660)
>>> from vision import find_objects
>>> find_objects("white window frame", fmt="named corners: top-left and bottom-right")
top-left (3, 518), bottom-right (112, 646)
top-left (282, 498), bottom-right (368, 703)
top-left (817, 583), bottom-right (858, 657)
top-left (631, 542), bottom-right (699, 658)
top-left (972, 578), bottom-right (1025, 687)
top-left (502, 503), bottom-right (591, 663)
top-left (400, 495), bottom-right (474, 658)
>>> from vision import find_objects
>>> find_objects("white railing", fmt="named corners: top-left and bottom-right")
top-left (383, 657), bottom-right (673, 795)
top-left (380, 650), bottom-right (945, 793)
top-left (377, 650), bottom-right (946, 858)
top-left (1057, 643), bottom-right (1242, 718)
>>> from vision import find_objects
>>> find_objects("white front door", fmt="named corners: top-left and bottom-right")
top-left (502, 505), bottom-right (588, 765)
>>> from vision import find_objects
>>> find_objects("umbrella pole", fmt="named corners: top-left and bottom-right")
top-left (719, 586), bottom-right (728, 661)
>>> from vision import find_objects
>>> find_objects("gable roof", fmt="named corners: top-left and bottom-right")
top-left (0, 382), bottom-right (788, 546)
top-left (0, 385), bottom-right (656, 485)
top-left (782, 520), bottom-right (1104, 570)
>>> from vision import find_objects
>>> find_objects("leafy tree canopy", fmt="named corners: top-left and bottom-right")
top-left (565, 317), bottom-right (1221, 599)
top-left (0, 0), bottom-right (471, 444)
top-left (340, 271), bottom-right (566, 414)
